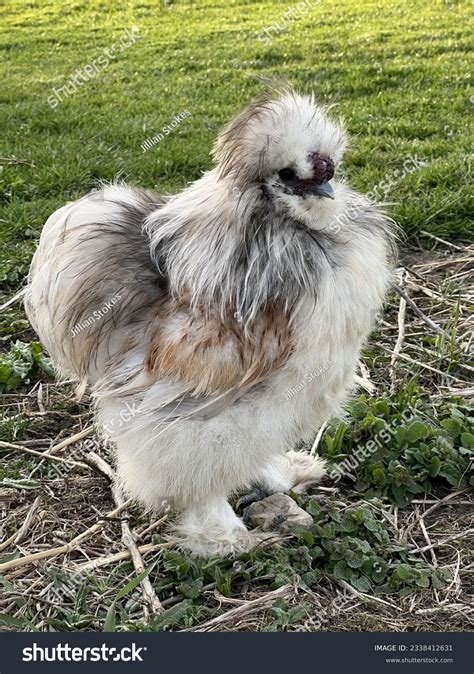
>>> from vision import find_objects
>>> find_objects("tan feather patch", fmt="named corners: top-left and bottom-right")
top-left (146, 299), bottom-right (291, 395)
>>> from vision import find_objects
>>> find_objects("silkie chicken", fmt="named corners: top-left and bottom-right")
top-left (25, 88), bottom-right (395, 556)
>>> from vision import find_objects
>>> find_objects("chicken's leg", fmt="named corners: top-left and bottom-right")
top-left (237, 451), bottom-right (327, 509)
top-left (174, 497), bottom-right (272, 557)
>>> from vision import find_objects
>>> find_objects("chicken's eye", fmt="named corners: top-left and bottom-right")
top-left (278, 167), bottom-right (297, 182)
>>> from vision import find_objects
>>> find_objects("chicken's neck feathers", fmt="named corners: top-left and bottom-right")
top-left (145, 170), bottom-right (391, 327)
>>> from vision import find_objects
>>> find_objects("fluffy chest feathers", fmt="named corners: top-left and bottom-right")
top-left (142, 179), bottom-right (391, 410)
top-left (297, 232), bottom-right (389, 355)
top-left (146, 174), bottom-right (341, 324)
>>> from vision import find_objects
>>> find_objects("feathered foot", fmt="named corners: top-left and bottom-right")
top-left (172, 497), bottom-right (277, 558)
top-left (238, 450), bottom-right (327, 507)
top-left (284, 450), bottom-right (327, 494)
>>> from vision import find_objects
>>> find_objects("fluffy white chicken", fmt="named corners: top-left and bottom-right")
top-left (25, 88), bottom-right (395, 556)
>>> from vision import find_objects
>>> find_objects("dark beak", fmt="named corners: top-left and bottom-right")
top-left (304, 180), bottom-right (335, 200)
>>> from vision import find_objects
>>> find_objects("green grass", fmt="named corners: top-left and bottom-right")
top-left (0, 0), bottom-right (473, 293)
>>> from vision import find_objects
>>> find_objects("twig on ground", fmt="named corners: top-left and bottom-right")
top-left (0, 497), bottom-right (42, 552)
top-left (0, 440), bottom-right (90, 470)
top-left (418, 517), bottom-right (438, 567)
top-left (47, 426), bottom-right (94, 455)
top-left (390, 282), bottom-right (448, 336)
top-left (410, 344), bottom-right (474, 375)
top-left (76, 543), bottom-right (173, 572)
top-left (27, 425), bottom-right (95, 478)
top-left (413, 256), bottom-right (473, 271)
top-left (310, 421), bottom-right (328, 457)
top-left (37, 383), bottom-right (46, 414)
top-left (402, 489), bottom-right (470, 540)
top-left (358, 359), bottom-right (375, 393)
top-left (183, 584), bottom-right (294, 632)
top-left (0, 499), bottom-right (133, 573)
top-left (409, 528), bottom-right (474, 555)
top-left (354, 368), bottom-right (376, 394)
top-left (390, 272), bottom-right (407, 392)
top-left (0, 287), bottom-right (27, 313)
top-left (332, 578), bottom-right (403, 612)
top-left (420, 230), bottom-right (465, 252)
top-left (379, 347), bottom-right (469, 384)
top-left (85, 452), bottom-right (163, 617)
top-left (0, 156), bottom-right (34, 167)
top-left (136, 515), bottom-right (169, 540)
top-left (445, 550), bottom-right (462, 595)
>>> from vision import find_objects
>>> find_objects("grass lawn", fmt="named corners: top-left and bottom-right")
top-left (0, 0), bottom-right (472, 632)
